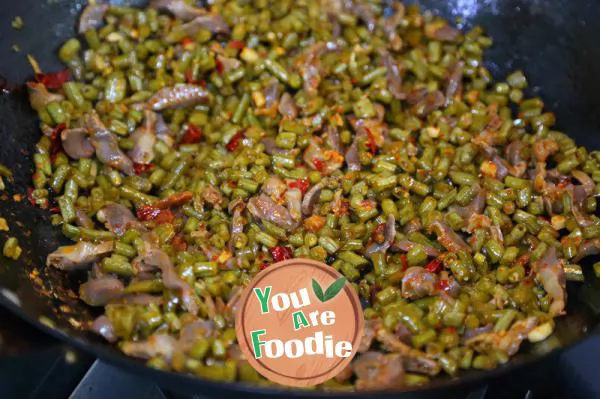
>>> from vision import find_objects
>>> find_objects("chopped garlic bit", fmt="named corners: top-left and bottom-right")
top-left (12, 16), bottom-right (24, 30)
top-left (27, 54), bottom-right (42, 75)
top-left (480, 160), bottom-right (497, 177)
top-left (216, 250), bottom-right (232, 264)
top-left (252, 91), bottom-right (266, 108)
top-left (528, 321), bottom-right (554, 343)
top-left (551, 215), bottom-right (566, 230)
top-left (0, 218), bottom-right (8, 231)
top-left (240, 47), bottom-right (259, 63)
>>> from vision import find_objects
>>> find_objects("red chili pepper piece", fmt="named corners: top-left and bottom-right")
top-left (312, 158), bottom-right (325, 172)
top-left (26, 187), bottom-right (36, 206)
top-left (185, 69), bottom-right (197, 84)
top-left (364, 127), bottom-right (377, 155)
top-left (136, 205), bottom-right (161, 221)
top-left (225, 131), bottom-right (244, 152)
top-left (154, 191), bottom-right (193, 209)
top-left (49, 206), bottom-right (60, 213)
top-left (133, 163), bottom-right (155, 175)
top-left (181, 37), bottom-right (194, 46)
top-left (154, 209), bottom-right (175, 224)
top-left (228, 40), bottom-right (245, 50)
top-left (136, 205), bottom-right (175, 224)
top-left (557, 177), bottom-right (571, 189)
top-left (400, 254), bottom-right (408, 271)
top-left (425, 258), bottom-right (443, 274)
top-left (181, 123), bottom-right (202, 144)
top-left (287, 178), bottom-right (310, 195)
top-left (215, 58), bottom-right (224, 74)
top-left (270, 246), bottom-right (293, 262)
top-left (172, 235), bottom-right (187, 251)
top-left (437, 279), bottom-right (449, 290)
top-left (49, 123), bottom-right (64, 140)
top-left (49, 123), bottom-right (66, 161)
top-left (371, 223), bottom-right (386, 242)
top-left (36, 69), bottom-right (70, 89)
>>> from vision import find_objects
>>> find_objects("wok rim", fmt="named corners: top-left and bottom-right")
top-left (0, 291), bottom-right (597, 397)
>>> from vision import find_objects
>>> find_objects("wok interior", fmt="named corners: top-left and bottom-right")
top-left (1, 0), bottom-right (600, 394)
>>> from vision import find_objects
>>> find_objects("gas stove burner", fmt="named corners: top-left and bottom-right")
top-left (70, 361), bottom-right (168, 399)
top-left (467, 386), bottom-right (535, 399)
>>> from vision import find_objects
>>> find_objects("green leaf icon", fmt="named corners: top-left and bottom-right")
top-left (323, 277), bottom-right (347, 302)
top-left (312, 278), bottom-right (325, 302)
top-left (312, 277), bottom-right (347, 303)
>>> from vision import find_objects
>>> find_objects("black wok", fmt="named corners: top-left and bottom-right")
top-left (1, 0), bottom-right (600, 397)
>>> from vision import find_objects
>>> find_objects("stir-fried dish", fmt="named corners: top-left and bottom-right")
top-left (22, 0), bottom-right (600, 390)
